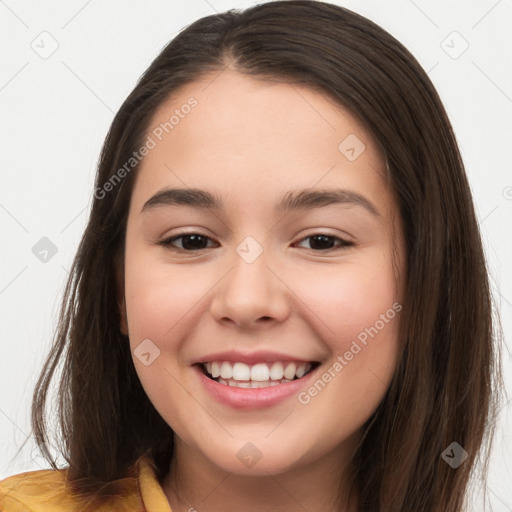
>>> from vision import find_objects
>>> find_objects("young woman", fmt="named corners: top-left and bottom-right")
top-left (0, 1), bottom-right (502, 511)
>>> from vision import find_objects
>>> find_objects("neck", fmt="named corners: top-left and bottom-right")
top-left (161, 437), bottom-right (360, 512)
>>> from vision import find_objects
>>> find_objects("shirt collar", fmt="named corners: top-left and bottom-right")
top-left (138, 457), bottom-right (173, 512)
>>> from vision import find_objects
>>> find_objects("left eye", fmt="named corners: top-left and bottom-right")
top-left (294, 234), bottom-right (353, 251)
top-left (160, 233), bottom-right (353, 253)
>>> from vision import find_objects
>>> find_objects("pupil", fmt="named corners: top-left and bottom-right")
top-left (183, 234), bottom-right (207, 250)
top-left (310, 235), bottom-right (334, 250)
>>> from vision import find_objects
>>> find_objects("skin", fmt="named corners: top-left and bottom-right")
top-left (119, 69), bottom-right (406, 512)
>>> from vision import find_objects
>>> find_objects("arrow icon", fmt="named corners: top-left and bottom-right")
top-left (236, 236), bottom-right (263, 263)
top-left (134, 339), bottom-right (161, 366)
top-left (237, 441), bottom-right (263, 467)
top-left (30, 31), bottom-right (59, 60)
top-left (32, 238), bottom-right (58, 263)
top-left (338, 134), bottom-right (365, 161)
top-left (441, 442), bottom-right (468, 468)
top-left (445, 449), bottom-right (455, 458)
top-left (440, 32), bottom-right (468, 60)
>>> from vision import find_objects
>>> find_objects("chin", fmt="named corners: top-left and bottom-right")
top-left (190, 434), bottom-right (317, 477)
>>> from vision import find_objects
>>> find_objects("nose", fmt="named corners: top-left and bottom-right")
top-left (209, 245), bottom-right (290, 329)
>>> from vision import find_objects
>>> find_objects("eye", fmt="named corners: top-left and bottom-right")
top-left (159, 232), bottom-right (354, 253)
top-left (159, 232), bottom-right (218, 252)
top-left (294, 233), bottom-right (354, 251)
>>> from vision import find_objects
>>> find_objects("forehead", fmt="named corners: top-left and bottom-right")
top-left (131, 70), bottom-right (390, 215)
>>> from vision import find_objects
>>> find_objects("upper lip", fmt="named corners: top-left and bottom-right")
top-left (191, 350), bottom-right (318, 365)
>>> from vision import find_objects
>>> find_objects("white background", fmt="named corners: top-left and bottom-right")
top-left (1, 0), bottom-right (511, 510)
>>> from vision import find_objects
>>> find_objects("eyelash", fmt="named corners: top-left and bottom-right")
top-left (159, 232), bottom-right (354, 253)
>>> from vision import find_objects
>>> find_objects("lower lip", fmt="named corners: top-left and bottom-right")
top-left (195, 364), bottom-right (317, 409)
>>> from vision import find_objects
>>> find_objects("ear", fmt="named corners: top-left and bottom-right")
top-left (115, 257), bottom-right (128, 336)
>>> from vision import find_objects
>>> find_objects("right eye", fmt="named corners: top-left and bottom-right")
top-left (159, 232), bottom-right (219, 253)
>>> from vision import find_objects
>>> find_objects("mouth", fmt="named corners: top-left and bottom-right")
top-left (198, 360), bottom-right (320, 388)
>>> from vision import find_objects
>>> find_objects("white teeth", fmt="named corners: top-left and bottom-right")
top-left (283, 362), bottom-right (296, 380)
top-left (211, 362), bottom-right (221, 378)
top-left (232, 362), bottom-right (251, 381)
top-left (251, 363), bottom-right (270, 381)
top-left (296, 363), bottom-right (307, 378)
top-left (220, 361), bottom-right (233, 379)
top-left (269, 362), bottom-right (284, 380)
top-left (203, 360), bottom-right (315, 385)
top-left (213, 376), bottom-right (297, 388)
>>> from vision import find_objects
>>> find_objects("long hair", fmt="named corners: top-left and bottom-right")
top-left (28, 1), bottom-right (502, 510)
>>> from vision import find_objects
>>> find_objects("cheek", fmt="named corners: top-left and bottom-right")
top-left (124, 255), bottom-right (207, 343)
top-left (294, 250), bottom-right (401, 346)
top-left (293, 254), bottom-right (401, 419)
top-left (123, 258), bottom-right (203, 425)
top-left (122, 252), bottom-right (202, 392)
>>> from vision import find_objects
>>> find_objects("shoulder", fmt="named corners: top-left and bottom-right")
top-left (0, 466), bottom-right (142, 512)
top-left (0, 457), bottom-right (165, 512)
top-left (0, 467), bottom-right (75, 511)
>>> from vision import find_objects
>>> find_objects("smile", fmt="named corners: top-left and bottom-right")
top-left (201, 360), bottom-right (317, 388)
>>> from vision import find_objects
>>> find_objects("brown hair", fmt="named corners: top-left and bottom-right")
top-left (24, 1), bottom-right (502, 510)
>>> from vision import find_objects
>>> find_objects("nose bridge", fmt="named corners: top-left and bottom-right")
top-left (232, 242), bottom-right (270, 296)
top-left (210, 235), bottom-right (289, 326)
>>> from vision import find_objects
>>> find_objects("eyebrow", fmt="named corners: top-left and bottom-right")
top-left (141, 187), bottom-right (380, 217)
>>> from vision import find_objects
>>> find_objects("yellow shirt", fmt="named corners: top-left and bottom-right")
top-left (0, 457), bottom-right (172, 511)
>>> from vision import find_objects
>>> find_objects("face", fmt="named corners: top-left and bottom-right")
top-left (120, 70), bottom-right (405, 476)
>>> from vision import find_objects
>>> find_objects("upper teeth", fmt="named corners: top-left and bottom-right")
top-left (204, 361), bottom-right (312, 381)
